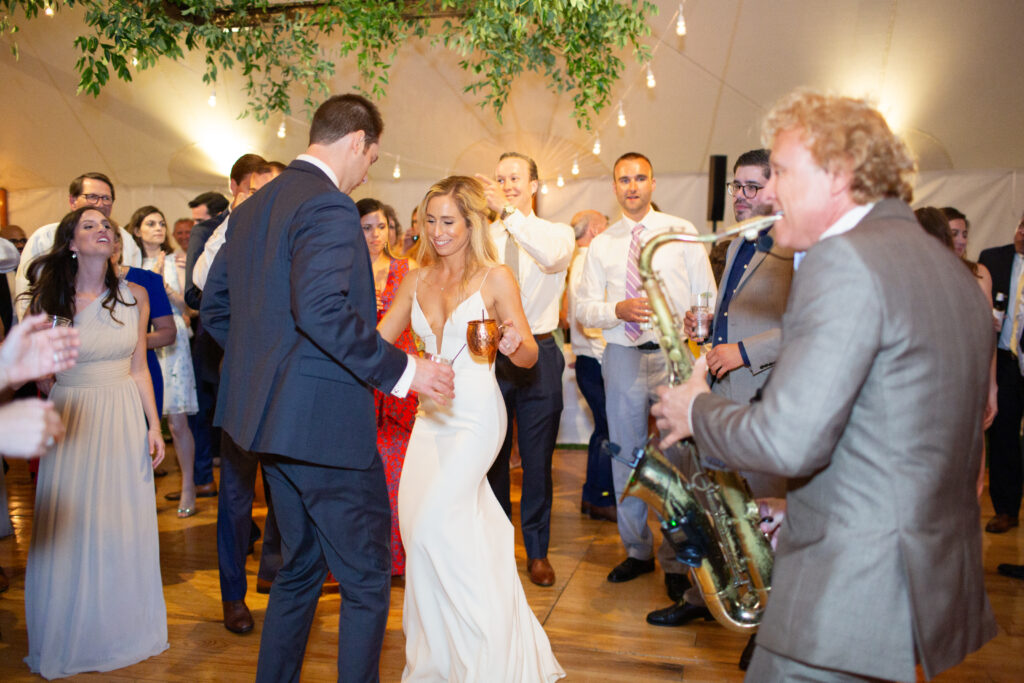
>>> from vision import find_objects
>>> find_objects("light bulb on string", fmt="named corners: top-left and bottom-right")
top-left (571, 158), bottom-right (580, 176)
top-left (556, 175), bottom-right (565, 188)
top-left (393, 156), bottom-right (402, 180)
top-left (592, 138), bottom-right (601, 155)
top-left (131, 51), bottom-right (139, 67)
top-left (208, 89), bottom-right (217, 108)
top-left (540, 182), bottom-right (549, 195)
top-left (676, 4), bottom-right (687, 36)
top-left (277, 120), bottom-right (286, 139)
top-left (646, 65), bottom-right (656, 89)
top-left (44, 2), bottom-right (54, 17)
top-left (617, 102), bottom-right (626, 128)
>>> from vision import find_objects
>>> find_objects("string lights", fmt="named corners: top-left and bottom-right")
top-left (571, 158), bottom-right (579, 176)
top-left (277, 120), bottom-right (286, 139)
top-left (392, 156), bottom-right (402, 179)
top-left (676, 3), bottom-right (687, 36)
top-left (44, 2), bottom-right (54, 17)
top-left (592, 137), bottom-right (601, 155)
top-left (207, 89), bottom-right (217, 108)
top-left (646, 64), bottom-right (656, 89)
top-left (617, 102), bottom-right (627, 128)
top-left (556, 174), bottom-right (565, 188)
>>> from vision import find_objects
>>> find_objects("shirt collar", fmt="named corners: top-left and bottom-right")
top-left (819, 202), bottom-right (876, 242)
top-left (622, 208), bottom-right (656, 230)
top-left (296, 154), bottom-right (339, 188)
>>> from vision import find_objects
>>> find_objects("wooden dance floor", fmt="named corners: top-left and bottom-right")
top-left (1, 448), bottom-right (1022, 681)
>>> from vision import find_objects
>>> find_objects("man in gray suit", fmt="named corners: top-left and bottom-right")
top-left (652, 91), bottom-right (997, 681)
top-left (646, 149), bottom-right (792, 633)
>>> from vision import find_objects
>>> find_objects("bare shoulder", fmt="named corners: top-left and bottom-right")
top-left (485, 264), bottom-right (517, 291)
top-left (126, 280), bottom-right (148, 303)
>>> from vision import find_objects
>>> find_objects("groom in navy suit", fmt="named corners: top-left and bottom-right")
top-left (202, 94), bottom-right (455, 683)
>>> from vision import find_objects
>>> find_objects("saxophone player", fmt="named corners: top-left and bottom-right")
top-left (652, 91), bottom-right (996, 681)
top-left (645, 150), bottom-right (793, 666)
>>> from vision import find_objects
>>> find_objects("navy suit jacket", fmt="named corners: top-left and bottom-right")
top-left (201, 159), bottom-right (408, 468)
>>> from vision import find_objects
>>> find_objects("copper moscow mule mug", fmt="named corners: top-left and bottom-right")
top-left (466, 317), bottom-right (504, 367)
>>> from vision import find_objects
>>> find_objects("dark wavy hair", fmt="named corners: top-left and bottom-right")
top-left (22, 207), bottom-right (132, 323)
top-left (126, 205), bottom-right (176, 254)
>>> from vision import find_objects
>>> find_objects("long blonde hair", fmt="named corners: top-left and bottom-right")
top-left (415, 176), bottom-right (499, 289)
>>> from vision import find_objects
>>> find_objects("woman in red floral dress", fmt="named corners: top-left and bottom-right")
top-left (358, 198), bottom-right (418, 576)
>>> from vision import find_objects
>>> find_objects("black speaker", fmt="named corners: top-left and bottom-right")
top-left (707, 154), bottom-right (727, 224)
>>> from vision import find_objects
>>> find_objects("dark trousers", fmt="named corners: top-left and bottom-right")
top-left (255, 451), bottom-right (391, 683)
top-left (487, 336), bottom-right (564, 559)
top-left (988, 349), bottom-right (1024, 516)
top-left (575, 354), bottom-right (615, 508)
top-left (189, 331), bottom-right (220, 487)
top-left (217, 432), bottom-right (282, 601)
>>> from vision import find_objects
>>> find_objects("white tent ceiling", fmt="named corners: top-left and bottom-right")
top-left (2, 0), bottom-right (1023, 242)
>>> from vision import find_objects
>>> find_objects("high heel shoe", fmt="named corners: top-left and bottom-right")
top-left (177, 507), bottom-right (198, 518)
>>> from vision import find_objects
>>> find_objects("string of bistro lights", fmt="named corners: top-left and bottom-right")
top-left (38, 0), bottom-right (688, 186)
top-left (289, 2), bottom-right (687, 188)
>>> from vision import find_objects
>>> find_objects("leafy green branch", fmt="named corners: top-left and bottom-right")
top-left (1, 0), bottom-right (657, 128)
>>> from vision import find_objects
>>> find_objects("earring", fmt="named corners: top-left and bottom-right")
top-left (71, 252), bottom-right (77, 259)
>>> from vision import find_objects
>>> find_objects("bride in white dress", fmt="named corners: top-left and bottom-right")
top-left (379, 176), bottom-right (566, 682)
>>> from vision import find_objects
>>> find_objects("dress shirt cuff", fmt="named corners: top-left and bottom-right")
top-left (391, 354), bottom-right (417, 398)
top-left (687, 391), bottom-right (699, 437)
top-left (738, 341), bottom-right (750, 367)
top-left (501, 208), bottom-right (526, 234)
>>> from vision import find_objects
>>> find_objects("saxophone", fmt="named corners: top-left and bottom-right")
top-left (617, 213), bottom-right (781, 633)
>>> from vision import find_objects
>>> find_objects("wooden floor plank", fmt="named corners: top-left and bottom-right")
top-left (1, 449), bottom-right (1022, 681)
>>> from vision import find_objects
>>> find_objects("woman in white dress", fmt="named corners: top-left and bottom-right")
top-left (379, 176), bottom-right (565, 682)
top-left (22, 207), bottom-right (168, 678)
top-left (128, 206), bottom-right (200, 516)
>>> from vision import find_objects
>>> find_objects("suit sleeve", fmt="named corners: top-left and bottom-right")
top-left (692, 238), bottom-right (882, 478)
top-left (185, 221), bottom-right (214, 311)
top-left (289, 196), bottom-right (407, 393)
top-left (740, 328), bottom-right (781, 375)
top-left (200, 246), bottom-right (230, 348)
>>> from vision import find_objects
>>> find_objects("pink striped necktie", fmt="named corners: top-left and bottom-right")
top-left (624, 223), bottom-right (644, 342)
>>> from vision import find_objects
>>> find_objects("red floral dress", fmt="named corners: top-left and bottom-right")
top-left (376, 258), bottom-right (418, 576)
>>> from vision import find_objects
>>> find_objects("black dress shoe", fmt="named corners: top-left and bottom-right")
top-left (664, 572), bottom-right (691, 602)
top-left (607, 557), bottom-right (655, 583)
top-left (738, 634), bottom-right (757, 671)
top-left (997, 563), bottom-right (1024, 579)
top-left (646, 601), bottom-right (714, 627)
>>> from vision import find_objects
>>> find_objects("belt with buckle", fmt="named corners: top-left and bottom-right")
top-left (636, 341), bottom-right (660, 351)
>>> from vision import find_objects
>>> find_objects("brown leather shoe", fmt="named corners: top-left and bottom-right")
top-left (222, 600), bottom-right (254, 634)
top-left (527, 557), bottom-right (555, 587)
top-left (256, 578), bottom-right (273, 594)
top-left (985, 513), bottom-right (1019, 533)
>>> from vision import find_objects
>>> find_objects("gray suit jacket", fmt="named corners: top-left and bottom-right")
top-left (692, 199), bottom-right (997, 680)
top-left (712, 227), bottom-right (793, 405)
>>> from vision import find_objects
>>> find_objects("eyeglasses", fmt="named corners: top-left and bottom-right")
top-left (80, 193), bottom-right (114, 205)
top-left (726, 182), bottom-right (763, 199)
top-left (7, 238), bottom-right (27, 247)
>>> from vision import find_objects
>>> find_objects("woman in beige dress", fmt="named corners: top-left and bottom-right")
top-left (21, 206), bottom-right (168, 679)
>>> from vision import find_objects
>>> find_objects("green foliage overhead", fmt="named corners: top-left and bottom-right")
top-left (1, 0), bottom-right (657, 128)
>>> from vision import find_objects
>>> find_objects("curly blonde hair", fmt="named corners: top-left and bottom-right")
top-left (414, 176), bottom-right (499, 288)
top-left (762, 90), bottom-right (917, 204)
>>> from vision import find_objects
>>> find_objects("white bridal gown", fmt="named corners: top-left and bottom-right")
top-left (399, 272), bottom-right (565, 682)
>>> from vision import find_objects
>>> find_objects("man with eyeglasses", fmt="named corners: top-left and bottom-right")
top-left (646, 148), bottom-right (792, 667)
top-left (14, 172), bottom-right (141, 319)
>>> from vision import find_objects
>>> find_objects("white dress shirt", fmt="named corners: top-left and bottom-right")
top-left (15, 221), bottom-right (141, 319)
top-left (488, 209), bottom-right (575, 335)
top-left (0, 238), bottom-right (19, 273)
top-left (577, 209), bottom-right (717, 347)
top-left (192, 213), bottom-right (231, 291)
top-left (568, 246), bottom-right (606, 361)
